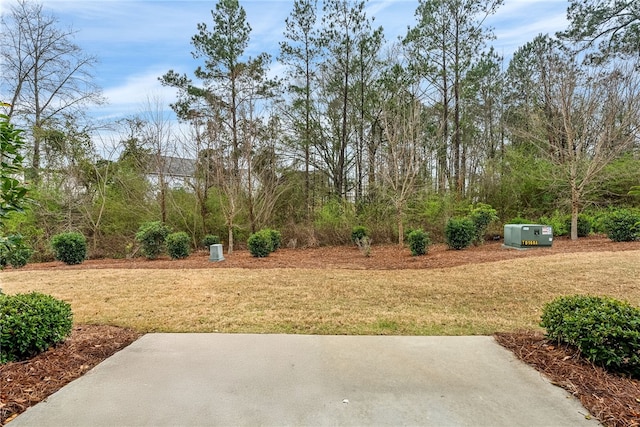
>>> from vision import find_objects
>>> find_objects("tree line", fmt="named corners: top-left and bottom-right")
top-left (1, 0), bottom-right (639, 260)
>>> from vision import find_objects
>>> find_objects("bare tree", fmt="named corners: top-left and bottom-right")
top-left (379, 65), bottom-right (426, 245)
top-left (0, 0), bottom-right (103, 180)
top-left (138, 95), bottom-right (178, 224)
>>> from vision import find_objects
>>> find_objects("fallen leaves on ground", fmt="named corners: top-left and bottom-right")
top-left (0, 325), bottom-right (140, 425)
top-left (495, 331), bottom-right (640, 427)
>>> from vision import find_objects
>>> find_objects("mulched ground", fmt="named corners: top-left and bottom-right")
top-left (496, 332), bottom-right (640, 427)
top-left (2, 235), bottom-right (640, 425)
top-left (15, 234), bottom-right (640, 271)
top-left (0, 326), bottom-right (141, 426)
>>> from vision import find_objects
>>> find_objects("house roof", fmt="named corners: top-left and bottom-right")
top-left (150, 156), bottom-right (196, 178)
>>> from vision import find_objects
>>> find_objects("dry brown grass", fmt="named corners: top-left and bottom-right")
top-left (2, 250), bottom-right (638, 335)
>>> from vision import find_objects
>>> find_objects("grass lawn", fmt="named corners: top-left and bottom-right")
top-left (2, 250), bottom-right (638, 335)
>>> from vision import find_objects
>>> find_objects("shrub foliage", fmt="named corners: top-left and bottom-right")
top-left (604, 209), bottom-right (640, 242)
top-left (202, 234), bottom-right (220, 248)
top-left (266, 229), bottom-right (282, 251)
top-left (0, 234), bottom-right (32, 268)
top-left (445, 217), bottom-right (475, 250)
top-left (51, 231), bottom-right (87, 265)
top-left (247, 229), bottom-right (274, 257)
top-left (166, 231), bottom-right (191, 259)
top-left (407, 229), bottom-right (430, 256)
top-left (0, 292), bottom-right (73, 363)
top-left (469, 203), bottom-right (498, 245)
top-left (566, 214), bottom-right (592, 238)
top-left (135, 221), bottom-right (171, 259)
top-left (541, 295), bottom-right (640, 378)
top-left (351, 226), bottom-right (368, 244)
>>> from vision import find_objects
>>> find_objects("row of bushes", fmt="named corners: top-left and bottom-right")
top-left (2, 206), bottom-right (637, 267)
top-left (135, 222), bottom-right (222, 260)
top-left (48, 223), bottom-right (219, 265)
top-left (511, 208), bottom-right (640, 242)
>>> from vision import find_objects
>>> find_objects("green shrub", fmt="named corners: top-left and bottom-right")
top-left (407, 229), bottom-right (430, 256)
top-left (266, 228), bottom-right (282, 251)
top-left (247, 230), bottom-right (273, 257)
top-left (445, 217), bottom-right (475, 250)
top-left (0, 234), bottom-right (32, 269)
top-left (166, 232), bottom-right (191, 260)
top-left (351, 226), bottom-right (368, 244)
top-left (135, 221), bottom-right (171, 259)
top-left (50, 232), bottom-right (87, 265)
top-left (202, 234), bottom-right (220, 248)
top-left (538, 211), bottom-right (569, 237)
top-left (469, 203), bottom-right (498, 245)
top-left (604, 209), bottom-right (640, 242)
top-left (565, 214), bottom-right (592, 238)
top-left (507, 216), bottom-right (533, 224)
top-left (541, 295), bottom-right (640, 378)
top-left (0, 292), bottom-right (73, 363)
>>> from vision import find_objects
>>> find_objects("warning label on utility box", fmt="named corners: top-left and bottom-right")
top-left (542, 226), bottom-right (552, 235)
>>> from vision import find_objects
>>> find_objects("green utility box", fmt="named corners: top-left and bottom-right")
top-left (503, 224), bottom-right (553, 249)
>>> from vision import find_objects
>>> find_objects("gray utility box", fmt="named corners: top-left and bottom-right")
top-left (209, 244), bottom-right (225, 262)
top-left (504, 224), bottom-right (553, 249)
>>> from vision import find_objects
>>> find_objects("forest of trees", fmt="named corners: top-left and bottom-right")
top-left (1, 0), bottom-right (639, 260)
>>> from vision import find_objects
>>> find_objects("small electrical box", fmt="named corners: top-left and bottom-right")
top-left (503, 224), bottom-right (553, 249)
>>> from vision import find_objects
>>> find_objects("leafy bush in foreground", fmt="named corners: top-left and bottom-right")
top-left (247, 230), bottom-right (273, 257)
top-left (0, 234), bottom-right (32, 268)
top-left (266, 229), bottom-right (282, 251)
top-left (51, 232), bottom-right (87, 265)
top-left (136, 221), bottom-right (171, 259)
top-left (445, 218), bottom-right (475, 250)
top-left (166, 231), bottom-right (191, 259)
top-left (1, 292), bottom-right (73, 363)
top-left (604, 209), bottom-right (640, 242)
top-left (469, 203), bottom-right (498, 245)
top-left (541, 295), bottom-right (640, 378)
top-left (407, 229), bottom-right (430, 256)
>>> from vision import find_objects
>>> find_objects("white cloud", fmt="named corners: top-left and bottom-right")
top-left (97, 68), bottom-right (179, 120)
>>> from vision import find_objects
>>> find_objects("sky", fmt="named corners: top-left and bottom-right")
top-left (1, 0), bottom-right (570, 127)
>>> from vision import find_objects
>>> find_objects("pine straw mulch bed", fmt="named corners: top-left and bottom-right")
top-left (495, 331), bottom-right (640, 427)
top-left (3, 328), bottom-right (640, 426)
top-left (0, 325), bottom-right (140, 425)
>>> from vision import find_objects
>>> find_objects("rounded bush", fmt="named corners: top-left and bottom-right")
top-left (541, 295), bottom-right (640, 378)
top-left (267, 229), bottom-right (282, 251)
top-left (135, 221), bottom-right (171, 259)
top-left (565, 214), bottom-right (592, 238)
top-left (202, 234), bottom-right (220, 248)
top-left (1, 292), bottom-right (73, 363)
top-left (445, 217), bottom-right (475, 250)
top-left (166, 232), bottom-right (191, 260)
top-left (51, 232), bottom-right (87, 265)
top-left (469, 203), bottom-right (498, 245)
top-left (604, 209), bottom-right (640, 242)
top-left (247, 230), bottom-right (273, 257)
top-left (351, 226), bottom-right (368, 244)
top-left (407, 229), bottom-right (430, 256)
top-left (0, 234), bottom-right (32, 269)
